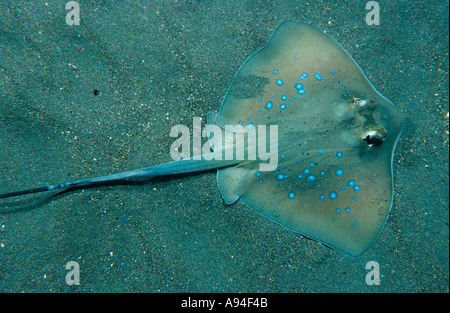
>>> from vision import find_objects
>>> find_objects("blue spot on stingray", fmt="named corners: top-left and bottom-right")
top-left (345, 207), bottom-right (351, 213)
top-left (317, 58), bottom-right (322, 62)
top-left (276, 79), bottom-right (284, 86)
top-left (314, 73), bottom-right (323, 81)
top-left (353, 196), bottom-right (358, 201)
top-left (318, 149), bottom-right (323, 154)
top-left (336, 151), bottom-right (343, 158)
top-left (297, 89), bottom-right (307, 95)
top-left (307, 174), bottom-right (316, 181)
top-left (320, 171), bottom-right (325, 176)
top-left (338, 81), bottom-right (343, 85)
top-left (300, 72), bottom-right (308, 80)
top-left (319, 194), bottom-right (325, 200)
top-left (246, 123), bottom-right (254, 130)
top-left (341, 185), bottom-right (346, 190)
top-left (348, 180), bottom-right (355, 187)
top-left (238, 121), bottom-right (243, 125)
top-left (273, 69), bottom-right (278, 74)
top-left (281, 95), bottom-right (287, 100)
top-left (258, 179), bottom-right (263, 184)
top-left (353, 185), bottom-right (361, 191)
top-left (281, 153), bottom-right (285, 158)
top-left (288, 192), bottom-right (296, 199)
top-left (330, 69), bottom-right (336, 74)
top-left (258, 97), bottom-right (262, 102)
top-left (297, 174), bottom-right (303, 179)
top-left (280, 103), bottom-right (287, 110)
top-left (266, 101), bottom-right (273, 109)
top-left (310, 162), bottom-right (315, 168)
top-left (254, 171), bottom-right (261, 177)
top-left (335, 169), bottom-right (344, 176)
top-left (295, 83), bottom-right (303, 89)
top-left (329, 191), bottom-right (337, 200)
top-left (336, 208), bottom-right (341, 214)
top-left (276, 173), bottom-right (285, 181)
top-left (303, 168), bottom-right (310, 174)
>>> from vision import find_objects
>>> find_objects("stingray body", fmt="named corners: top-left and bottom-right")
top-left (0, 21), bottom-right (404, 257)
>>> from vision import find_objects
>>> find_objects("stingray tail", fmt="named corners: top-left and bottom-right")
top-left (0, 157), bottom-right (240, 199)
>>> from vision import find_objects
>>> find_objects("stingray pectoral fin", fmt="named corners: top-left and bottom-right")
top-left (232, 143), bottom-right (396, 258)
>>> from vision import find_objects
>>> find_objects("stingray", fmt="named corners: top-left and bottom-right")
top-left (0, 21), bottom-right (404, 257)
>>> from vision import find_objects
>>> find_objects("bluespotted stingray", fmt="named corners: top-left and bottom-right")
top-left (0, 21), bottom-right (404, 257)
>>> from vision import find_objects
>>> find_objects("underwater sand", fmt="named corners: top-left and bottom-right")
top-left (0, 0), bottom-right (448, 292)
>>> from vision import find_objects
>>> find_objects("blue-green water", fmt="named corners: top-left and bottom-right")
top-left (0, 0), bottom-right (448, 292)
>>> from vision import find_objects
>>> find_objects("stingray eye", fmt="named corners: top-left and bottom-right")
top-left (364, 135), bottom-right (383, 146)
top-left (362, 129), bottom-right (387, 147)
top-left (355, 96), bottom-right (376, 107)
